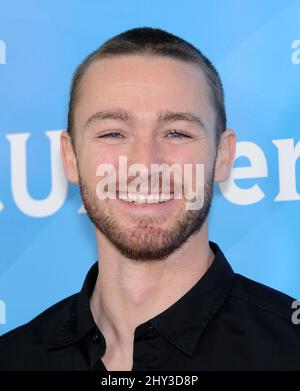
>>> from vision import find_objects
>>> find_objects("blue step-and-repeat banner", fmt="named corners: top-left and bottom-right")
top-left (0, 0), bottom-right (299, 334)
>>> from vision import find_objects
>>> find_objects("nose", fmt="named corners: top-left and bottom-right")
top-left (127, 136), bottom-right (164, 171)
top-left (124, 136), bottom-right (166, 192)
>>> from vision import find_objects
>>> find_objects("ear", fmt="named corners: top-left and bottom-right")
top-left (60, 131), bottom-right (79, 184)
top-left (214, 129), bottom-right (236, 182)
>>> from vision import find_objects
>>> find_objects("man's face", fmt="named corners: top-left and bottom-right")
top-left (68, 55), bottom-right (219, 260)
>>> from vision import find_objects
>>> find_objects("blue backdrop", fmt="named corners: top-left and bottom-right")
top-left (0, 0), bottom-right (299, 334)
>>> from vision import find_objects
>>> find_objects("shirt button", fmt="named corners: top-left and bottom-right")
top-left (93, 333), bottom-right (100, 342)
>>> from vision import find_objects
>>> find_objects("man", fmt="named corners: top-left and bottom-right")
top-left (0, 27), bottom-right (299, 371)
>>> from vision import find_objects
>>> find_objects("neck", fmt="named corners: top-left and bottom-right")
top-left (90, 222), bottom-right (214, 349)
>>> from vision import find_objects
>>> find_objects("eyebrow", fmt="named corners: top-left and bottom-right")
top-left (83, 108), bottom-right (207, 131)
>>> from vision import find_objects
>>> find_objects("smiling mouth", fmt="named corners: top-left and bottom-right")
top-left (118, 192), bottom-right (174, 204)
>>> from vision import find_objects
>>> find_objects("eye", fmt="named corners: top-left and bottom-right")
top-left (167, 130), bottom-right (192, 139)
top-left (97, 131), bottom-right (123, 140)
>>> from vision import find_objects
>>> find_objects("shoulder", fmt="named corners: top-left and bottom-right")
top-left (0, 293), bottom-right (78, 369)
top-left (229, 273), bottom-right (298, 322)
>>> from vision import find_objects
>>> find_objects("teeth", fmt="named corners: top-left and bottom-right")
top-left (118, 193), bottom-right (173, 203)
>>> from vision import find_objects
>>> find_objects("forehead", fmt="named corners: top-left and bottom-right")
top-left (75, 54), bottom-right (215, 129)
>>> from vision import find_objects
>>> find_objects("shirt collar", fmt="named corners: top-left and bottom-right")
top-left (48, 241), bottom-right (235, 357)
top-left (48, 262), bottom-right (99, 350)
top-left (149, 241), bottom-right (236, 356)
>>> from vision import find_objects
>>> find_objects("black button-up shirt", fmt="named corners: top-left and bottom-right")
top-left (0, 241), bottom-right (300, 370)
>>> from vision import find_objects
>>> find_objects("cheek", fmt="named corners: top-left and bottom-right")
top-left (165, 145), bottom-right (211, 171)
top-left (170, 149), bottom-right (213, 191)
top-left (78, 146), bottom-right (120, 188)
